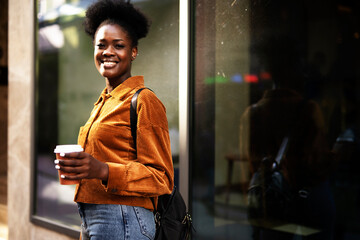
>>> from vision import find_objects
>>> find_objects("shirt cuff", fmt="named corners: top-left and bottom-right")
top-left (102, 162), bottom-right (128, 194)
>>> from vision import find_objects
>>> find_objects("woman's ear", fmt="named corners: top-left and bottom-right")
top-left (131, 46), bottom-right (138, 61)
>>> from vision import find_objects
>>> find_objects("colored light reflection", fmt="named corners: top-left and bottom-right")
top-left (244, 74), bottom-right (258, 83)
top-left (231, 74), bottom-right (243, 83)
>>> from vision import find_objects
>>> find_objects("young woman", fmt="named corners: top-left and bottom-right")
top-left (54, 1), bottom-right (174, 239)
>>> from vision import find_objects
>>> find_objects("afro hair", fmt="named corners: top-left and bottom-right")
top-left (84, 0), bottom-right (150, 46)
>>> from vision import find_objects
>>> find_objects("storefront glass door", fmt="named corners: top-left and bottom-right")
top-left (191, 0), bottom-right (360, 239)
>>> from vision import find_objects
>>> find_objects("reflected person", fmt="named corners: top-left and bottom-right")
top-left (240, 35), bottom-right (335, 240)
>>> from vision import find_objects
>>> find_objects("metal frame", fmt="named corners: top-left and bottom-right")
top-left (178, 0), bottom-right (190, 207)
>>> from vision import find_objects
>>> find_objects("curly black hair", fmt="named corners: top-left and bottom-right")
top-left (84, 0), bottom-right (150, 46)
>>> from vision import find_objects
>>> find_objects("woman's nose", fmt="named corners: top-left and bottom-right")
top-left (103, 46), bottom-right (115, 56)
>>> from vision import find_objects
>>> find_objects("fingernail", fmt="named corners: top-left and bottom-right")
top-left (61, 175), bottom-right (65, 179)
top-left (54, 159), bottom-right (59, 164)
top-left (55, 165), bottom-right (60, 170)
top-left (60, 153), bottom-right (65, 157)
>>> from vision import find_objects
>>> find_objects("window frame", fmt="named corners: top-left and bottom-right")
top-left (30, 0), bottom-right (191, 238)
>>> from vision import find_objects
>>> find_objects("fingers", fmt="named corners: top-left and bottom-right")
top-left (53, 152), bottom-right (105, 180)
top-left (54, 155), bottom-right (91, 177)
top-left (54, 158), bottom-right (83, 166)
top-left (54, 151), bottom-right (87, 166)
top-left (60, 172), bottom-right (85, 181)
top-left (59, 151), bottom-right (84, 159)
top-left (55, 162), bottom-right (90, 180)
top-left (59, 167), bottom-right (91, 180)
top-left (57, 165), bottom-right (83, 174)
top-left (54, 156), bottom-right (85, 176)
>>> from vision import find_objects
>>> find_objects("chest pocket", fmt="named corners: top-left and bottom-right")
top-left (88, 123), bottom-right (133, 160)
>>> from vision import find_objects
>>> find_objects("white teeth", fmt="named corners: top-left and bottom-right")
top-left (103, 61), bottom-right (117, 67)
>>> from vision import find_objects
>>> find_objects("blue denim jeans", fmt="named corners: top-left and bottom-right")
top-left (77, 203), bottom-right (155, 240)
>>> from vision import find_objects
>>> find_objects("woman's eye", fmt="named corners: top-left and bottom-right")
top-left (115, 44), bottom-right (124, 49)
top-left (96, 43), bottom-right (105, 48)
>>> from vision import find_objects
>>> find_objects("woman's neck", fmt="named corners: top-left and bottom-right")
top-left (105, 74), bottom-right (131, 93)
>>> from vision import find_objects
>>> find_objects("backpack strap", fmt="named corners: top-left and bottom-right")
top-left (130, 87), bottom-right (157, 210)
top-left (130, 88), bottom-right (148, 150)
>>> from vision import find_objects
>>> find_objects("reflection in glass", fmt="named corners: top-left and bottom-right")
top-left (35, 0), bottom-right (179, 229)
top-left (36, 1), bottom-right (93, 228)
top-left (192, 0), bottom-right (360, 239)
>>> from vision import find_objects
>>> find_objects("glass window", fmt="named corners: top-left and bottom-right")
top-left (191, 0), bottom-right (360, 239)
top-left (33, 0), bottom-right (179, 233)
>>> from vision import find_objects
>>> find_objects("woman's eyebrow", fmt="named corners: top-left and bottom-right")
top-left (97, 38), bottom-right (125, 42)
top-left (113, 39), bottom-right (125, 42)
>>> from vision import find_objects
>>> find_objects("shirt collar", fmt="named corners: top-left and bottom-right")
top-left (94, 76), bottom-right (144, 105)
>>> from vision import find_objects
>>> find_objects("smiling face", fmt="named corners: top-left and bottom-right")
top-left (94, 23), bottom-right (138, 88)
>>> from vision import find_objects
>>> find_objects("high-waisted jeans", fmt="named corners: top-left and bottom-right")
top-left (77, 203), bottom-right (156, 240)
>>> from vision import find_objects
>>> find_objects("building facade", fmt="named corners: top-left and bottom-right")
top-left (4, 0), bottom-right (360, 239)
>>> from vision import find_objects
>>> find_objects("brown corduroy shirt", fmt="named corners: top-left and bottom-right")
top-left (74, 76), bottom-right (174, 210)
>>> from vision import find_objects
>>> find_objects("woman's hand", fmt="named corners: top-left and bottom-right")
top-left (54, 152), bottom-right (109, 182)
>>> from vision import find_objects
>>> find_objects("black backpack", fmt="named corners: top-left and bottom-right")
top-left (130, 88), bottom-right (194, 240)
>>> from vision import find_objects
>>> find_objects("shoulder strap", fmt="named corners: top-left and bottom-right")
top-left (130, 88), bottom-right (157, 210)
top-left (130, 88), bottom-right (148, 150)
